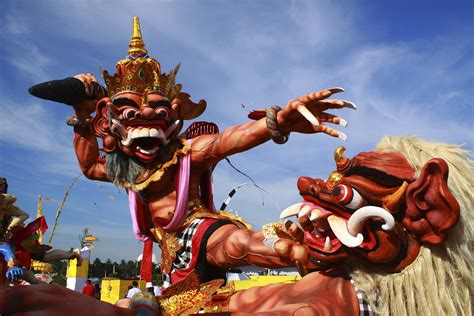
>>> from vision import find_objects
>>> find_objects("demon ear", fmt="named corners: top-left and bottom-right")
top-left (91, 97), bottom-right (117, 153)
top-left (404, 158), bottom-right (460, 245)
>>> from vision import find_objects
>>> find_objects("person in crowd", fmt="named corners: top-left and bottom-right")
top-left (82, 280), bottom-right (96, 297)
top-left (126, 281), bottom-right (141, 299)
top-left (145, 282), bottom-right (154, 294)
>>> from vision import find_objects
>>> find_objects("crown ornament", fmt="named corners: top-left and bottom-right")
top-left (102, 17), bottom-right (206, 119)
top-left (102, 17), bottom-right (161, 96)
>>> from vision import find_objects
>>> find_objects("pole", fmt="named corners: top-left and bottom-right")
top-left (37, 195), bottom-right (43, 243)
top-left (48, 174), bottom-right (82, 245)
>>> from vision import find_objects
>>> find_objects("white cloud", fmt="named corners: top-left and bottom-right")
top-left (2, 14), bottom-right (29, 35)
top-left (0, 97), bottom-right (78, 176)
top-left (0, 12), bottom-right (53, 82)
top-left (8, 42), bottom-right (53, 82)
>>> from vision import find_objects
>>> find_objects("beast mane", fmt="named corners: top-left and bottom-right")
top-left (351, 136), bottom-right (473, 315)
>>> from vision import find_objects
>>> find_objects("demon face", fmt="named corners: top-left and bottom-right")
top-left (282, 150), bottom-right (460, 272)
top-left (92, 91), bottom-right (183, 163)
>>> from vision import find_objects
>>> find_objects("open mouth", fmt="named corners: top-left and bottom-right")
top-left (110, 119), bottom-right (181, 160)
top-left (280, 200), bottom-right (390, 254)
top-left (281, 202), bottom-right (349, 254)
top-left (133, 137), bottom-right (162, 155)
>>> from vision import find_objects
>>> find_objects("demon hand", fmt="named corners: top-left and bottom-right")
top-left (72, 73), bottom-right (105, 119)
top-left (277, 87), bottom-right (356, 141)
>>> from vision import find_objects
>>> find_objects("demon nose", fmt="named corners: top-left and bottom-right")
top-left (141, 107), bottom-right (156, 119)
top-left (297, 176), bottom-right (316, 195)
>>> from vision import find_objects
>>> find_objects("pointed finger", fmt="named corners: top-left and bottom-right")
top-left (92, 82), bottom-right (102, 98)
top-left (319, 99), bottom-right (357, 110)
top-left (318, 124), bottom-right (347, 141)
top-left (89, 74), bottom-right (98, 84)
top-left (318, 113), bottom-right (347, 127)
top-left (298, 87), bottom-right (345, 103)
top-left (273, 239), bottom-right (307, 262)
top-left (84, 82), bottom-right (90, 96)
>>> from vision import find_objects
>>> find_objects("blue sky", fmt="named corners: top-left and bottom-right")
top-left (0, 0), bottom-right (472, 261)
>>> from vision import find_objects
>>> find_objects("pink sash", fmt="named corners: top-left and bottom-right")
top-left (128, 141), bottom-right (192, 239)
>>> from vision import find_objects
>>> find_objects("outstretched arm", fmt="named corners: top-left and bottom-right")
top-left (205, 224), bottom-right (308, 269)
top-left (191, 119), bottom-right (270, 167)
top-left (191, 88), bottom-right (355, 168)
top-left (41, 249), bottom-right (83, 266)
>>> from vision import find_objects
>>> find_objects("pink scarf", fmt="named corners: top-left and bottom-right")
top-left (128, 141), bottom-right (191, 239)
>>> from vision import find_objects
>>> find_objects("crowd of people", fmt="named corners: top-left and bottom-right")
top-left (82, 279), bottom-right (162, 301)
top-left (125, 280), bottom-right (161, 298)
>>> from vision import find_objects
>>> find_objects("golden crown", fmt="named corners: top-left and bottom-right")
top-left (103, 17), bottom-right (183, 102)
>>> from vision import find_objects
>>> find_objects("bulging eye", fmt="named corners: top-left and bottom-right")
top-left (332, 184), bottom-right (367, 210)
top-left (123, 108), bottom-right (140, 120)
top-left (155, 108), bottom-right (169, 119)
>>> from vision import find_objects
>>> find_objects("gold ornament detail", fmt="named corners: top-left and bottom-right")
top-left (334, 146), bottom-right (346, 163)
top-left (327, 171), bottom-right (343, 188)
top-left (31, 260), bottom-right (53, 273)
top-left (262, 221), bottom-right (293, 240)
top-left (151, 226), bottom-right (180, 275)
top-left (159, 270), bottom-right (224, 315)
top-left (128, 16), bottom-right (147, 56)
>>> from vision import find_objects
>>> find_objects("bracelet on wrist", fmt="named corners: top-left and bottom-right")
top-left (66, 116), bottom-right (91, 127)
top-left (265, 106), bottom-right (289, 144)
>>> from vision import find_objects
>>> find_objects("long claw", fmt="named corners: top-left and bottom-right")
top-left (339, 118), bottom-right (347, 127)
top-left (297, 105), bottom-right (320, 127)
top-left (344, 101), bottom-right (357, 110)
top-left (328, 87), bottom-right (345, 94)
top-left (338, 132), bottom-right (347, 141)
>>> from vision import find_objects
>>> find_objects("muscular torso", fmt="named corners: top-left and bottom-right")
top-left (139, 162), bottom-right (206, 227)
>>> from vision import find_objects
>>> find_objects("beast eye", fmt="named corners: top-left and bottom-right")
top-left (123, 108), bottom-right (140, 120)
top-left (332, 184), bottom-right (367, 211)
top-left (155, 107), bottom-right (169, 119)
